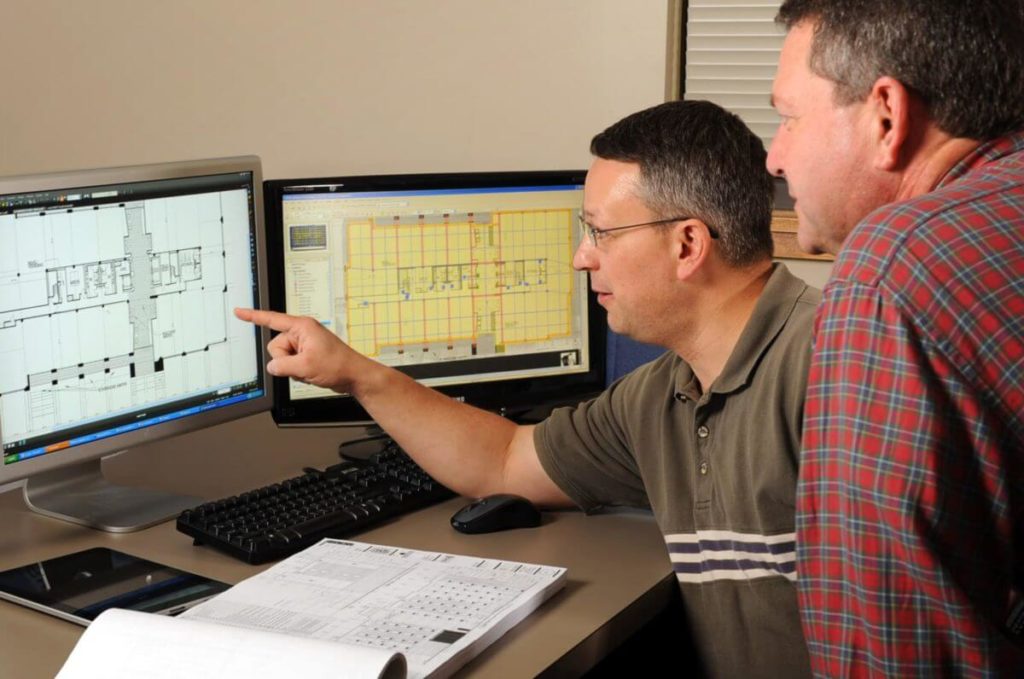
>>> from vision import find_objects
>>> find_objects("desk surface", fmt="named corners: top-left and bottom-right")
top-left (0, 413), bottom-right (674, 678)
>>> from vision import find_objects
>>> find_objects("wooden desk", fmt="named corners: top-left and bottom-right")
top-left (0, 413), bottom-right (675, 678)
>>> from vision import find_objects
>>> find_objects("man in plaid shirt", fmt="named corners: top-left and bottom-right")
top-left (767, 0), bottom-right (1024, 675)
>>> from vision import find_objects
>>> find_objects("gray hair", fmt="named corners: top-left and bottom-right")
top-left (777, 0), bottom-right (1024, 140)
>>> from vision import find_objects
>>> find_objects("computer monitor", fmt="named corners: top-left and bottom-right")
top-left (263, 171), bottom-right (605, 427)
top-left (0, 156), bottom-right (272, 532)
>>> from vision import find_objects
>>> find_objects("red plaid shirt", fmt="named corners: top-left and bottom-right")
top-left (799, 131), bottom-right (1024, 676)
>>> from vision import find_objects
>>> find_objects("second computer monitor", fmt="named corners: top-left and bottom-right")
top-left (264, 171), bottom-right (605, 425)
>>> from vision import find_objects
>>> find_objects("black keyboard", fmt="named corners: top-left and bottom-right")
top-left (176, 441), bottom-right (456, 564)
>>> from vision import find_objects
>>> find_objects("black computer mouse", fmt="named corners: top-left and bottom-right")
top-left (450, 494), bottom-right (542, 534)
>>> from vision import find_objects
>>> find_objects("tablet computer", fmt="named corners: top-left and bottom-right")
top-left (0, 547), bottom-right (230, 626)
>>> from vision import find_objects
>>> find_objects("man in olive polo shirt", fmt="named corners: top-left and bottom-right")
top-left (536, 264), bottom-right (815, 677)
top-left (238, 100), bottom-right (817, 677)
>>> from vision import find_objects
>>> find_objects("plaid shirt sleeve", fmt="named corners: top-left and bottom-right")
top-left (798, 156), bottom-right (1024, 676)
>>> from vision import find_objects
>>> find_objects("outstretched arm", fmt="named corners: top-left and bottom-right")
top-left (235, 308), bottom-right (573, 507)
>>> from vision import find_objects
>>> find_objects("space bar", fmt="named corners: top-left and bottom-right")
top-left (289, 508), bottom-right (362, 538)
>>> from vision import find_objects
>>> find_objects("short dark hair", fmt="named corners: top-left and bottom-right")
top-left (590, 100), bottom-right (774, 267)
top-left (777, 0), bottom-right (1024, 140)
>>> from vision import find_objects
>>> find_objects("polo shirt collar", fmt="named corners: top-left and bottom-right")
top-left (673, 263), bottom-right (808, 399)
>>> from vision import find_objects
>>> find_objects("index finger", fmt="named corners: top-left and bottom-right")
top-left (234, 307), bottom-right (300, 332)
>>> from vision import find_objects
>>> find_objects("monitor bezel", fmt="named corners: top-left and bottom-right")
top-left (0, 155), bottom-right (273, 487)
top-left (263, 170), bottom-right (606, 427)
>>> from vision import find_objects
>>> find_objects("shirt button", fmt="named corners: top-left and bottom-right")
top-left (699, 462), bottom-right (709, 475)
top-left (697, 425), bottom-right (709, 439)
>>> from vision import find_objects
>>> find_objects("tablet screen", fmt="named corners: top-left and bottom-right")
top-left (0, 547), bottom-right (229, 626)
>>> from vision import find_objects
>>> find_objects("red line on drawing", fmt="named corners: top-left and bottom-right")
top-left (396, 220), bottom-right (403, 348)
top-left (497, 212), bottom-right (505, 345)
top-left (445, 215), bottom-right (452, 341)
top-left (421, 218), bottom-right (427, 342)
top-left (469, 213), bottom-right (478, 339)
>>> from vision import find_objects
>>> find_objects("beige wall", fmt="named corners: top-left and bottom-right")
top-left (1, 0), bottom-right (671, 179)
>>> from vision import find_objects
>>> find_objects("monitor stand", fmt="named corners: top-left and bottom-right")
top-left (21, 458), bottom-right (202, 533)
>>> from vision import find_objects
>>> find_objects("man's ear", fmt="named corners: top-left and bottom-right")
top-left (868, 76), bottom-right (912, 171)
top-left (674, 219), bottom-right (711, 281)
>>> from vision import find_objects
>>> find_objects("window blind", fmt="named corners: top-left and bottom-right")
top-left (683, 0), bottom-right (785, 147)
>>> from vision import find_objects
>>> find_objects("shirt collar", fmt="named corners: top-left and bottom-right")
top-left (673, 263), bottom-right (810, 399)
top-left (937, 130), bottom-right (1024, 189)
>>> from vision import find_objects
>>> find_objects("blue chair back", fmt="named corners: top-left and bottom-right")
top-left (605, 331), bottom-right (665, 385)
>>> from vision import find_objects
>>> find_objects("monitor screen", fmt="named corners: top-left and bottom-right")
top-left (264, 171), bottom-right (605, 426)
top-left (0, 156), bottom-right (272, 531)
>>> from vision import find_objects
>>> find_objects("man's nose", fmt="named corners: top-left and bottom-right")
top-left (572, 238), bottom-right (595, 271)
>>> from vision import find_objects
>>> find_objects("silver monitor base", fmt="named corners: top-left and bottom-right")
top-left (22, 459), bottom-right (201, 533)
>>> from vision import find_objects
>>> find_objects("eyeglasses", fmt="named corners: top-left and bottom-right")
top-left (576, 213), bottom-right (719, 247)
